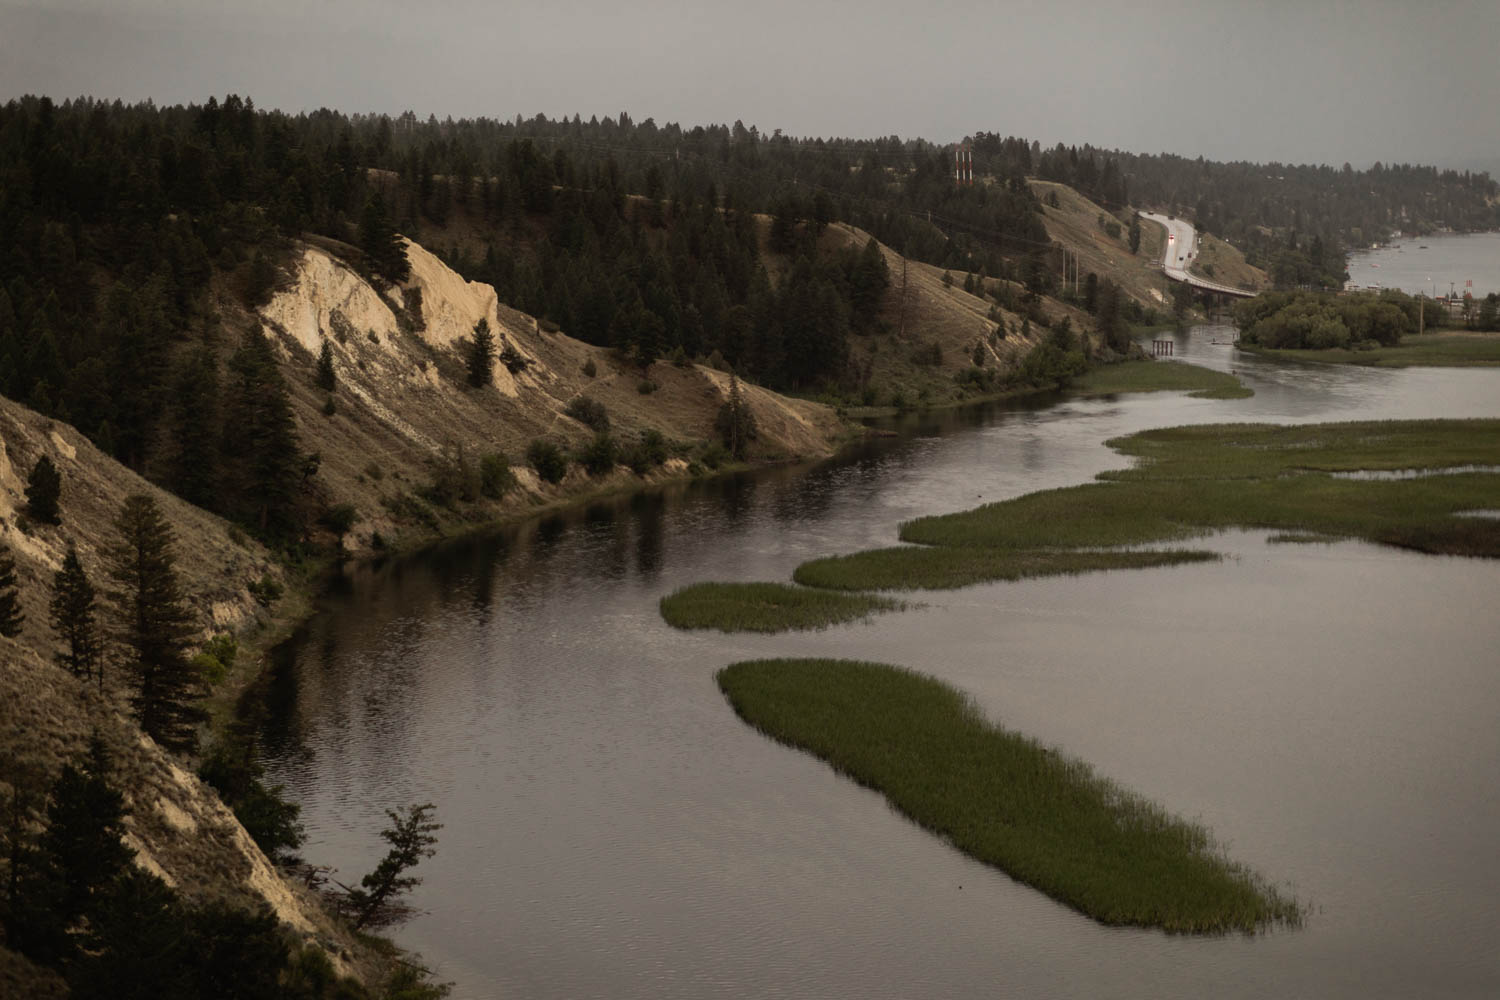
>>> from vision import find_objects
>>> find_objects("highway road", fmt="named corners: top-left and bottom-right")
top-left (1139, 211), bottom-right (1257, 298)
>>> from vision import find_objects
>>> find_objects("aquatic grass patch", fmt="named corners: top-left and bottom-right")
top-left (1071, 360), bottom-right (1253, 399)
top-left (1266, 532), bottom-right (1342, 545)
top-left (659, 582), bottom-right (901, 633)
top-left (718, 658), bottom-right (1303, 934)
top-left (793, 546), bottom-right (1218, 591)
top-left (1099, 420), bottom-right (1500, 481)
top-left (899, 421), bottom-right (1500, 559)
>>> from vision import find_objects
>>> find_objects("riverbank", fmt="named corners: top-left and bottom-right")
top-left (210, 443), bottom-right (863, 725)
top-left (718, 658), bottom-right (1302, 934)
top-left (1238, 331), bottom-right (1500, 367)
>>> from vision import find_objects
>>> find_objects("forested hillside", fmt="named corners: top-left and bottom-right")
top-left (3, 94), bottom-right (1495, 528)
top-left (1031, 141), bottom-right (1498, 288)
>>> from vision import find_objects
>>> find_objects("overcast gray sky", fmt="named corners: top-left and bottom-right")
top-left (2, 0), bottom-right (1496, 170)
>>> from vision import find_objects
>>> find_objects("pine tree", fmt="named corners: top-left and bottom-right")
top-left (346, 803), bottom-right (442, 930)
top-left (26, 454), bottom-right (62, 525)
top-left (0, 753), bottom-right (55, 963)
top-left (163, 346), bottom-right (222, 510)
top-left (106, 494), bottom-right (205, 755)
top-left (0, 543), bottom-right (22, 639)
top-left (849, 237), bottom-right (890, 330)
top-left (50, 543), bottom-right (102, 687)
top-left (223, 330), bottom-right (301, 540)
top-left (467, 318), bottom-right (495, 387)
top-left (1128, 214), bottom-right (1142, 254)
top-left (359, 192), bottom-right (410, 285)
top-left (714, 374), bottom-right (758, 459)
top-left (315, 340), bottom-right (336, 392)
top-left (1096, 279), bottom-right (1127, 352)
top-left (41, 738), bottom-right (133, 944)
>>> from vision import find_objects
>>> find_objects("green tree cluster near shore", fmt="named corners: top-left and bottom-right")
top-left (1233, 289), bottom-right (1423, 349)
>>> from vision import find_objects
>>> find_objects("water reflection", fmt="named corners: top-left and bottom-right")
top-left (265, 329), bottom-right (1500, 1000)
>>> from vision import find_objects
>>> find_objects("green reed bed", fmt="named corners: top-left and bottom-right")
top-left (718, 658), bottom-right (1303, 934)
top-left (1071, 360), bottom-right (1253, 399)
top-left (1098, 420), bottom-right (1500, 481)
top-left (1266, 532), bottom-right (1340, 545)
top-left (793, 546), bottom-right (1218, 591)
top-left (898, 421), bottom-right (1500, 559)
top-left (659, 582), bottom-right (901, 633)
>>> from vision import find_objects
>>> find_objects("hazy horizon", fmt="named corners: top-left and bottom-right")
top-left (3, 0), bottom-right (1497, 174)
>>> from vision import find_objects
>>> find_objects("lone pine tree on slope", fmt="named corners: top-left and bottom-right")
top-left (106, 494), bottom-right (206, 755)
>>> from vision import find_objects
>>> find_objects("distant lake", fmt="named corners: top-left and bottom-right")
top-left (1346, 231), bottom-right (1500, 297)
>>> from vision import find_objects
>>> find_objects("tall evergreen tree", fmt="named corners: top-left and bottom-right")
top-left (41, 738), bottom-right (133, 952)
top-left (0, 543), bottom-right (23, 638)
top-left (105, 494), bottom-right (205, 755)
top-left (0, 753), bottom-right (53, 963)
top-left (359, 192), bottom-right (410, 285)
top-left (223, 329), bottom-right (301, 540)
top-left (849, 237), bottom-right (890, 330)
top-left (26, 454), bottom-right (62, 525)
top-left (162, 346), bottom-right (222, 510)
top-left (1094, 278), bottom-right (1128, 352)
top-left (315, 340), bottom-right (336, 392)
top-left (714, 374), bottom-right (758, 459)
top-left (466, 318), bottom-right (495, 387)
top-left (69, 869), bottom-right (183, 1000)
top-left (50, 544), bottom-right (102, 687)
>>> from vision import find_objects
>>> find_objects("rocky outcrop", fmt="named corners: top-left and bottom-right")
top-left (257, 236), bottom-right (846, 552)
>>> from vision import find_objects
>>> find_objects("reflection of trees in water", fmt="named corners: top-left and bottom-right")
top-left (712, 471), bottom-right (759, 528)
top-left (583, 503), bottom-right (631, 581)
top-left (631, 492), bottom-right (666, 578)
top-left (264, 396), bottom-right (1081, 796)
top-left (1022, 433), bottom-right (1044, 471)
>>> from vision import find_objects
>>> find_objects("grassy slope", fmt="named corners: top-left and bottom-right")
top-left (719, 658), bottom-right (1302, 933)
top-left (1029, 181), bottom-right (1159, 307)
top-left (1071, 359), bottom-right (1253, 399)
top-left (1191, 233), bottom-right (1269, 292)
top-left (792, 221), bottom-right (1087, 408)
top-left (1238, 331), bottom-right (1500, 367)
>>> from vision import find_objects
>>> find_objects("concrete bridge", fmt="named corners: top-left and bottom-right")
top-left (1139, 212), bottom-right (1259, 299)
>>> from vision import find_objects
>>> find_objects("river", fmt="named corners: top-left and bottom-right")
top-left (263, 326), bottom-right (1500, 1000)
top-left (1345, 230), bottom-right (1500, 298)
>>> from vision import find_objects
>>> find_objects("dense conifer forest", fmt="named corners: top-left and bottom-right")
top-left (2, 94), bottom-right (1495, 540)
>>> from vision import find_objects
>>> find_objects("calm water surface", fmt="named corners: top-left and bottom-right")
top-left (1345, 230), bottom-right (1500, 297)
top-left (265, 328), bottom-right (1500, 999)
